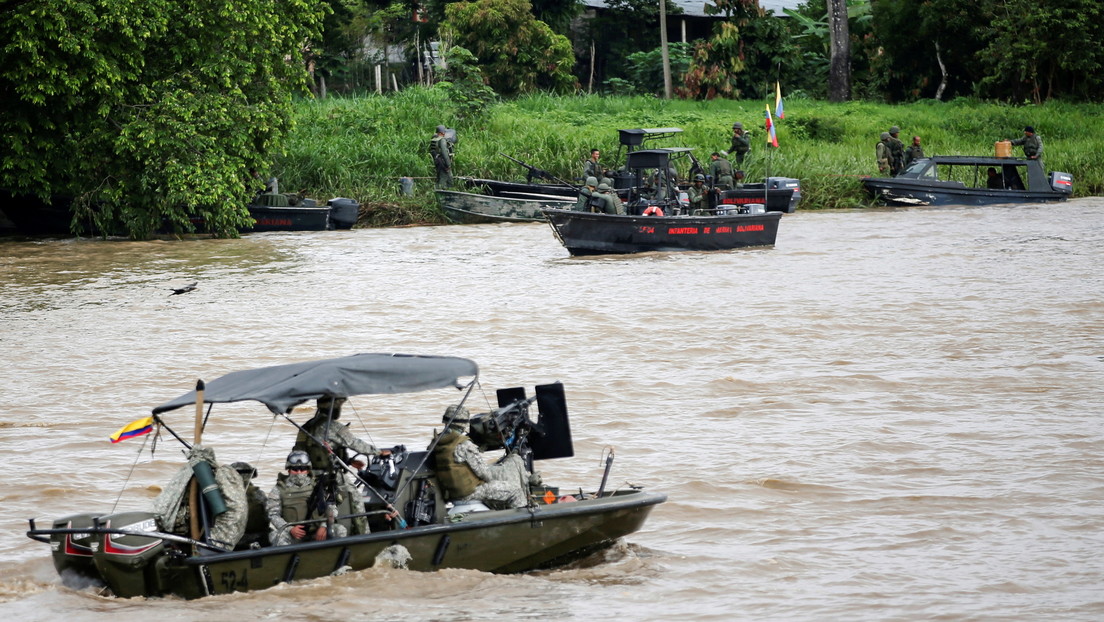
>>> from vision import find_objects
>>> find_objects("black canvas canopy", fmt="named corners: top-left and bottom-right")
top-left (152, 353), bottom-right (479, 416)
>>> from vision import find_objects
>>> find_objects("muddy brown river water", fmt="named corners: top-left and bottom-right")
top-left (1, 199), bottom-right (1102, 620)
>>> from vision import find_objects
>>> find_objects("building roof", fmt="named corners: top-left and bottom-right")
top-left (582, 0), bottom-right (803, 18)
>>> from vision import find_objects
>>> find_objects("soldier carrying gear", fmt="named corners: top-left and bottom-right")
top-left (876, 132), bottom-right (892, 175)
top-left (266, 450), bottom-right (348, 546)
top-left (887, 126), bottom-right (905, 175)
top-left (429, 125), bottom-right (454, 189)
top-left (730, 122), bottom-right (751, 166)
top-left (432, 405), bottom-right (535, 510)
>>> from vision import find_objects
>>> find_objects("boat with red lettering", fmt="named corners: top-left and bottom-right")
top-left (541, 147), bottom-right (783, 255)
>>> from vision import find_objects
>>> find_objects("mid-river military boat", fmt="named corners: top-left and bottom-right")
top-left (542, 147), bottom-right (783, 256)
top-left (26, 353), bottom-right (665, 599)
top-left (861, 155), bottom-right (1073, 206)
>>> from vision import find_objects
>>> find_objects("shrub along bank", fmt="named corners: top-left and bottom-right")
top-left (275, 89), bottom-right (1104, 225)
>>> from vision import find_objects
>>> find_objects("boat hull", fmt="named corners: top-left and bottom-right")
top-left (40, 490), bottom-right (664, 599)
top-left (862, 179), bottom-right (1068, 206)
top-left (543, 208), bottom-right (782, 256)
top-left (242, 204), bottom-right (332, 232)
top-left (437, 190), bottom-right (571, 224)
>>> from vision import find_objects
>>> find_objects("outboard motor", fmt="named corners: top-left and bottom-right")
top-left (47, 512), bottom-right (101, 583)
top-left (327, 197), bottom-right (360, 229)
top-left (766, 177), bottom-right (802, 212)
top-left (1049, 172), bottom-right (1073, 194)
top-left (91, 511), bottom-right (166, 599)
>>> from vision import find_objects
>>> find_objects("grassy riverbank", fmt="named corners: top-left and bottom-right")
top-left (276, 89), bottom-right (1104, 224)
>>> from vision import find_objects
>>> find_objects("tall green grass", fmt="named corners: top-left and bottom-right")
top-left (275, 89), bottom-right (1104, 224)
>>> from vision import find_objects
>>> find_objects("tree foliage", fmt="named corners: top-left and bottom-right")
top-left (440, 0), bottom-right (576, 96)
top-left (0, 0), bottom-right (326, 237)
top-left (439, 0), bottom-right (578, 95)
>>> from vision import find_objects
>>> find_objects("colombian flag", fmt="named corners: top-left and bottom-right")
top-left (109, 417), bottom-right (154, 443)
top-left (764, 105), bottom-right (779, 147)
top-left (775, 82), bottom-right (785, 119)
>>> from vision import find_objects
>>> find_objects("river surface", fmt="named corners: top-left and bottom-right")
top-left (1, 199), bottom-right (1102, 621)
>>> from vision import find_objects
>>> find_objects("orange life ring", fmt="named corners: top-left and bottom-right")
top-left (642, 206), bottom-right (664, 217)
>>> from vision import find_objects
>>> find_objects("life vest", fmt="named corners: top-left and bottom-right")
top-left (274, 473), bottom-right (322, 525)
top-left (433, 431), bottom-right (480, 499)
top-left (642, 205), bottom-right (664, 216)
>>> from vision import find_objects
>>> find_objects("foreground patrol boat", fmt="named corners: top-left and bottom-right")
top-left (27, 353), bottom-right (665, 599)
top-left (861, 155), bottom-right (1073, 206)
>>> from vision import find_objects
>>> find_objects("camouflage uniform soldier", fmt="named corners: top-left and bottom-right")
top-left (576, 176), bottom-right (598, 211)
top-left (596, 183), bottom-right (624, 215)
top-left (687, 174), bottom-right (707, 213)
top-left (1010, 126), bottom-right (1043, 159)
top-left (429, 125), bottom-right (454, 189)
top-left (729, 122), bottom-right (751, 166)
top-left (293, 396), bottom-right (376, 535)
top-left (887, 126), bottom-right (906, 175)
top-left (151, 444), bottom-right (247, 550)
top-left (709, 152), bottom-right (734, 189)
top-left (583, 149), bottom-right (610, 185)
top-left (904, 135), bottom-right (925, 168)
top-left (231, 461), bottom-right (270, 548)
top-left (876, 132), bottom-right (891, 174)
top-left (433, 406), bottom-right (536, 510)
top-left (266, 451), bottom-right (348, 546)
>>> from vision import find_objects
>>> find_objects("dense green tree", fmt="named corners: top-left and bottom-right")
top-left (976, 0), bottom-right (1104, 102)
top-left (440, 0), bottom-right (576, 95)
top-left (0, 0), bottom-right (327, 237)
top-left (586, 0), bottom-right (682, 85)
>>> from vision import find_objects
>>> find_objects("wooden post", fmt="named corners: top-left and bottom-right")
top-left (188, 379), bottom-right (205, 541)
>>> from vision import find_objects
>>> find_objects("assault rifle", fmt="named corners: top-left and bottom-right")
top-left (498, 153), bottom-right (578, 189)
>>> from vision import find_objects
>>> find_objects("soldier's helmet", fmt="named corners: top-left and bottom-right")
top-left (694, 174), bottom-right (705, 182)
top-left (889, 126), bottom-right (900, 134)
top-left (286, 450), bottom-right (311, 471)
top-left (230, 461), bottom-right (257, 480)
top-left (443, 405), bottom-right (470, 427)
top-left (317, 395), bottom-right (346, 418)
top-left (597, 182), bottom-right (611, 192)
top-left (585, 176), bottom-right (598, 187)
top-left (733, 122), bottom-right (743, 130)
top-left (436, 125), bottom-right (447, 133)
top-left (880, 132), bottom-right (891, 140)
top-left (1024, 125), bottom-right (1034, 133)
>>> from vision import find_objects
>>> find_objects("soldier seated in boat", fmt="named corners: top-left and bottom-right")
top-left (230, 461), bottom-right (270, 549)
top-left (266, 451), bottom-right (348, 546)
top-left (576, 177), bottom-right (598, 211)
top-left (433, 405), bottom-right (539, 510)
top-left (986, 167), bottom-right (1005, 190)
top-left (150, 444), bottom-right (248, 551)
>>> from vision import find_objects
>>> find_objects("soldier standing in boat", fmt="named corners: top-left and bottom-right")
top-left (429, 124), bottom-right (454, 189)
top-left (887, 126), bottom-right (906, 175)
top-left (583, 149), bottom-right (610, 185)
top-left (904, 135), bottom-right (925, 169)
top-left (876, 132), bottom-right (891, 175)
top-left (293, 396), bottom-right (377, 535)
top-left (433, 405), bottom-right (538, 510)
top-left (687, 174), bottom-right (707, 213)
top-left (729, 122), bottom-right (751, 167)
top-left (1010, 126), bottom-right (1043, 160)
top-left (709, 151), bottom-right (734, 189)
top-left (266, 451), bottom-right (347, 546)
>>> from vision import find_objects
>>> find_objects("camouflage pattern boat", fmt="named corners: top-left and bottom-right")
top-left (27, 353), bottom-right (666, 599)
top-left (436, 189), bottom-right (572, 224)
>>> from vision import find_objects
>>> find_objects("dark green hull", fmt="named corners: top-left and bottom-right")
top-left (35, 489), bottom-right (665, 599)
